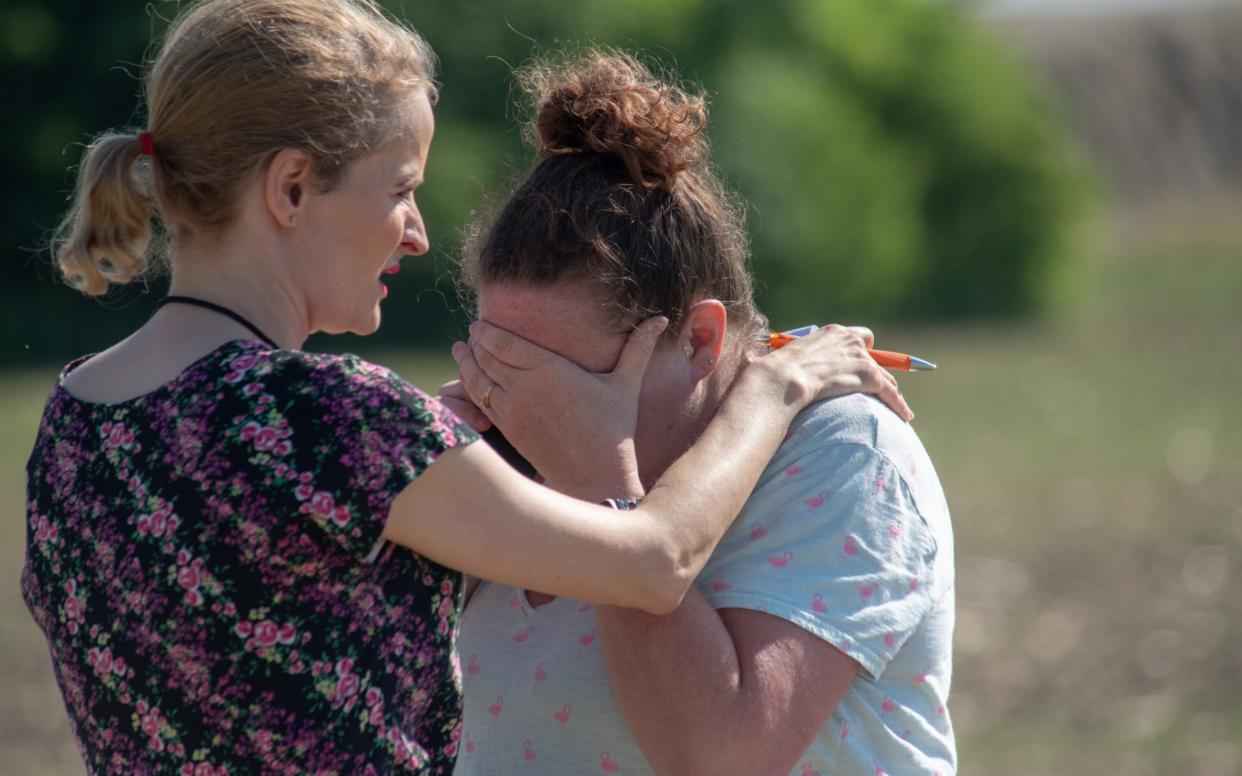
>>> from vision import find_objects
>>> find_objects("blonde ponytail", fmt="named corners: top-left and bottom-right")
top-left (54, 132), bottom-right (155, 296)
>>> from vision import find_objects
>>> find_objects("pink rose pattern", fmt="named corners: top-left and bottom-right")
top-left (21, 341), bottom-right (477, 774)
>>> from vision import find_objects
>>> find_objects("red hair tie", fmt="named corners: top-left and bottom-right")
top-left (138, 132), bottom-right (155, 156)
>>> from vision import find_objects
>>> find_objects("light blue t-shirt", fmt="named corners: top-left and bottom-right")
top-left (455, 395), bottom-right (956, 775)
top-left (700, 394), bottom-right (956, 775)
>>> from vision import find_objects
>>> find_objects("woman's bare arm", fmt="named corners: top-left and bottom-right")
top-left (384, 354), bottom-right (810, 613)
top-left (384, 321), bottom-right (906, 613)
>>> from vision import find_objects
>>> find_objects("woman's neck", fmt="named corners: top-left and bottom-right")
top-left (706, 333), bottom-right (764, 408)
top-left (165, 229), bottom-right (310, 351)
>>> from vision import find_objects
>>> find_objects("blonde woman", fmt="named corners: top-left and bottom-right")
top-left (21, 1), bottom-right (908, 773)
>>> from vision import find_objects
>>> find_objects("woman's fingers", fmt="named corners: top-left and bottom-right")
top-left (469, 320), bottom-right (556, 370)
top-left (451, 341), bottom-right (505, 417)
top-left (777, 322), bottom-right (914, 422)
top-left (866, 363), bottom-right (914, 422)
top-left (442, 395), bottom-right (494, 431)
top-left (437, 379), bottom-right (493, 432)
top-left (840, 325), bottom-right (914, 420)
top-left (469, 338), bottom-right (519, 388)
top-left (613, 316), bottom-right (669, 381)
top-left (811, 323), bottom-right (865, 352)
top-left (848, 325), bottom-right (875, 349)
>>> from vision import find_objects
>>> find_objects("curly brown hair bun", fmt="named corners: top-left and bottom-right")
top-left (462, 50), bottom-right (766, 344)
top-left (523, 52), bottom-right (708, 191)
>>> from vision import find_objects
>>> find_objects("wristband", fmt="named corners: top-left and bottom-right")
top-left (601, 497), bottom-right (642, 511)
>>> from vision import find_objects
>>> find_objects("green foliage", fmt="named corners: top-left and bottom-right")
top-left (0, 0), bottom-right (1091, 366)
top-left (714, 0), bottom-right (1093, 324)
top-left (407, 0), bottom-right (1093, 326)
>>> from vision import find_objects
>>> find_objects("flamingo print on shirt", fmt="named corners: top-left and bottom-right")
top-left (768, 551), bottom-right (794, 568)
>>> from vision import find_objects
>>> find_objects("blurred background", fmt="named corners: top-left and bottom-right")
top-left (2, 0), bottom-right (1238, 773)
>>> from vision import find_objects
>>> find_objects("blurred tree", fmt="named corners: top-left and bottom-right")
top-left (0, 0), bottom-right (1090, 366)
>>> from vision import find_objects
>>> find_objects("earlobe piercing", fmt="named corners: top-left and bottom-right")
top-left (289, 215), bottom-right (298, 225)
top-left (708, 356), bottom-right (717, 366)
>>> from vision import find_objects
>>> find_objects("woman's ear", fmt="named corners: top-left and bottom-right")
top-left (681, 299), bottom-right (728, 382)
top-left (264, 148), bottom-right (313, 228)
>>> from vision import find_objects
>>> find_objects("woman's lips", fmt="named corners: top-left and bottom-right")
top-left (380, 262), bottom-right (400, 299)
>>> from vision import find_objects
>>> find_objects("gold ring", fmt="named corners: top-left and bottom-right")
top-left (481, 383), bottom-right (496, 409)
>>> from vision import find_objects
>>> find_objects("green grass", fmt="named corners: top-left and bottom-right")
top-left (2, 232), bottom-right (1239, 775)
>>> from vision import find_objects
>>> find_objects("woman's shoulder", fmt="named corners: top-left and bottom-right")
top-left (233, 345), bottom-right (418, 399)
top-left (233, 345), bottom-right (469, 435)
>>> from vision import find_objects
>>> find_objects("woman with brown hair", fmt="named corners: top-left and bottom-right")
top-left (22, 1), bottom-right (908, 773)
top-left (447, 52), bottom-right (953, 775)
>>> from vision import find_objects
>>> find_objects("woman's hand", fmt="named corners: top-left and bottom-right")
top-left (451, 316), bottom-right (668, 501)
top-left (757, 324), bottom-right (915, 421)
top-left (437, 378), bottom-right (492, 433)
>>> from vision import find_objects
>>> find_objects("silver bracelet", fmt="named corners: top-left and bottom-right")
top-left (600, 497), bottom-right (642, 511)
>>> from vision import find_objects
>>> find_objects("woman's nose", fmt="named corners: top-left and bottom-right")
top-left (403, 216), bottom-right (429, 256)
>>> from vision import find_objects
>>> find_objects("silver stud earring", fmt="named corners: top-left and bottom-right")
top-left (289, 215), bottom-right (298, 225)
top-left (708, 356), bottom-right (717, 366)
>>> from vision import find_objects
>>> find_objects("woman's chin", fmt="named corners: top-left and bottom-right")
top-left (354, 310), bottom-right (383, 336)
top-left (334, 305), bottom-right (383, 338)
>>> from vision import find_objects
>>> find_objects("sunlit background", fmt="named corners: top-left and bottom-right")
top-left (2, 1), bottom-right (1239, 773)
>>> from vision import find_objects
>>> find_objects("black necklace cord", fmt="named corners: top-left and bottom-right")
top-left (155, 295), bottom-right (281, 349)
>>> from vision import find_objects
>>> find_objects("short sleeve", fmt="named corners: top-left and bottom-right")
top-left (696, 442), bottom-right (937, 680)
top-left (229, 351), bottom-right (478, 561)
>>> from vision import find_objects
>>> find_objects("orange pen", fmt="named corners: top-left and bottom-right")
top-left (764, 325), bottom-right (937, 372)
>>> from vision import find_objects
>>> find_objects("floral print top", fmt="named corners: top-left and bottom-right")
top-left (21, 340), bottom-right (478, 775)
